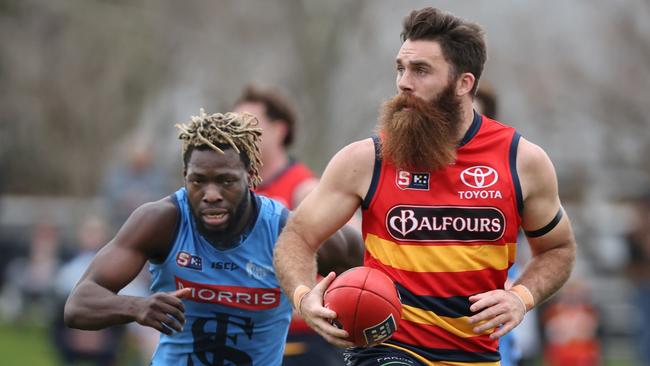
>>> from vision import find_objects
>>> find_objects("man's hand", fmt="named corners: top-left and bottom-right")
top-left (135, 288), bottom-right (192, 335)
top-left (468, 289), bottom-right (526, 339)
top-left (299, 272), bottom-right (355, 348)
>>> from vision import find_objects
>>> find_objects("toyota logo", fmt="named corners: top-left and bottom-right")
top-left (460, 166), bottom-right (498, 189)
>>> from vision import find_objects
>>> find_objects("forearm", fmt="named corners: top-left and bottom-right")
top-left (273, 224), bottom-right (319, 304)
top-left (64, 280), bottom-right (142, 330)
top-left (514, 239), bottom-right (576, 307)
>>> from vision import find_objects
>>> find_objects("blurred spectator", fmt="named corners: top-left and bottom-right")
top-left (100, 138), bottom-right (167, 232)
top-left (0, 219), bottom-right (61, 322)
top-left (52, 215), bottom-right (125, 366)
top-left (623, 192), bottom-right (650, 366)
top-left (540, 279), bottom-right (601, 366)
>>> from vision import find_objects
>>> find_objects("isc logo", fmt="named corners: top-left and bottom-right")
top-left (176, 251), bottom-right (203, 271)
top-left (211, 261), bottom-right (239, 271)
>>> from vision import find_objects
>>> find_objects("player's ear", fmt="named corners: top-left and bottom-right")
top-left (273, 119), bottom-right (290, 144)
top-left (456, 72), bottom-right (475, 97)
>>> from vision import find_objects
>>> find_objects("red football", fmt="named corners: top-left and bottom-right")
top-left (323, 266), bottom-right (401, 347)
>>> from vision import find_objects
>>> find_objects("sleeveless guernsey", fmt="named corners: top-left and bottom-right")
top-left (150, 188), bottom-right (291, 366)
top-left (255, 160), bottom-right (314, 209)
top-left (361, 113), bottom-right (523, 364)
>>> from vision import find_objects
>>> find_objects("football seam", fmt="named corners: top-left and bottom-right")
top-left (352, 269), bottom-right (371, 342)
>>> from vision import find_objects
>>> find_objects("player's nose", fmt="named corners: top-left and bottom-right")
top-left (202, 183), bottom-right (223, 203)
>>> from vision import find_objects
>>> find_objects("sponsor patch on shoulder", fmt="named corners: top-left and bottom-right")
top-left (176, 251), bottom-right (203, 270)
top-left (396, 170), bottom-right (430, 190)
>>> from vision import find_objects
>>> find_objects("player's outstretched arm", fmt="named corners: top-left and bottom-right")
top-left (273, 138), bottom-right (374, 347)
top-left (469, 138), bottom-right (576, 339)
top-left (64, 198), bottom-right (188, 335)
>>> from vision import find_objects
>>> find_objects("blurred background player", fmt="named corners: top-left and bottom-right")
top-left (234, 85), bottom-right (318, 209)
top-left (234, 85), bottom-right (363, 365)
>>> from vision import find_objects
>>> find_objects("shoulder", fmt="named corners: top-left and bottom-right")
top-left (515, 137), bottom-right (565, 232)
top-left (327, 138), bottom-right (376, 173)
top-left (129, 196), bottom-right (179, 226)
top-left (321, 138), bottom-right (376, 197)
top-left (516, 137), bottom-right (557, 200)
top-left (114, 195), bottom-right (180, 260)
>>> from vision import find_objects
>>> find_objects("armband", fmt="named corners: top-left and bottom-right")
top-left (525, 207), bottom-right (563, 238)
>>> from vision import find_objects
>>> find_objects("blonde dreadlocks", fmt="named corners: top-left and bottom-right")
top-left (176, 109), bottom-right (263, 188)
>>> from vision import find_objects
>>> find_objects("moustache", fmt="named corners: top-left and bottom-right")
top-left (391, 94), bottom-right (428, 111)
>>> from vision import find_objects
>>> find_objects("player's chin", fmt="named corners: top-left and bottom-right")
top-left (200, 218), bottom-right (229, 232)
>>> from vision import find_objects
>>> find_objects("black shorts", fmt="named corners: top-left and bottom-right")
top-left (343, 345), bottom-right (425, 366)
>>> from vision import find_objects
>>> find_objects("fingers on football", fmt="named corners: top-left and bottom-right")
top-left (314, 272), bottom-right (337, 293)
top-left (323, 333), bottom-right (355, 349)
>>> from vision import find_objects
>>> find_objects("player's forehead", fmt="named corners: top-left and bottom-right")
top-left (186, 148), bottom-right (245, 175)
top-left (234, 101), bottom-right (268, 122)
top-left (396, 39), bottom-right (446, 67)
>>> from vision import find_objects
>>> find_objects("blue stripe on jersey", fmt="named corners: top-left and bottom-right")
top-left (396, 283), bottom-right (471, 318)
top-left (149, 188), bottom-right (292, 366)
top-left (509, 132), bottom-right (524, 216)
top-left (362, 135), bottom-right (383, 210)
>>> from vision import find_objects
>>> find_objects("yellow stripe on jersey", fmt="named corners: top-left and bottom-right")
top-left (402, 304), bottom-right (493, 338)
top-left (365, 233), bottom-right (516, 273)
top-left (383, 343), bottom-right (501, 366)
top-left (437, 360), bottom-right (501, 366)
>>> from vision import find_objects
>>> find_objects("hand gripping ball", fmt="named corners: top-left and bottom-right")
top-left (323, 266), bottom-right (401, 347)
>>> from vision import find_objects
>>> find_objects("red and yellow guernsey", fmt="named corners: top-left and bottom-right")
top-left (362, 112), bottom-right (523, 364)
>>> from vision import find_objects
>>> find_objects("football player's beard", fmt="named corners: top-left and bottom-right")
top-left (378, 84), bottom-right (462, 171)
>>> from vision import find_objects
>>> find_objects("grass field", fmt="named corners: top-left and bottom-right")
top-left (0, 321), bottom-right (57, 366)
top-left (0, 320), bottom-right (144, 366)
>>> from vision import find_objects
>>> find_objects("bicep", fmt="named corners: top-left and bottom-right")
top-left (292, 177), bottom-right (319, 208)
top-left (76, 201), bottom-right (176, 293)
top-left (290, 142), bottom-right (371, 250)
top-left (518, 139), bottom-right (575, 254)
top-left (80, 241), bottom-right (149, 293)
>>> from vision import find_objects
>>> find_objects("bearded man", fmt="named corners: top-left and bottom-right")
top-left (273, 6), bottom-right (576, 366)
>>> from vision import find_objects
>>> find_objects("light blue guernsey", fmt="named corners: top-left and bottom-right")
top-left (150, 187), bottom-right (291, 366)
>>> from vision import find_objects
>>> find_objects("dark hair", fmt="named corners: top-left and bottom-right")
top-left (235, 85), bottom-right (297, 147)
top-left (401, 7), bottom-right (487, 96)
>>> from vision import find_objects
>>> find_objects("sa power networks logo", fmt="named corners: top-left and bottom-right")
top-left (459, 165), bottom-right (502, 200)
top-left (396, 170), bottom-right (430, 191)
top-left (176, 251), bottom-right (203, 271)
